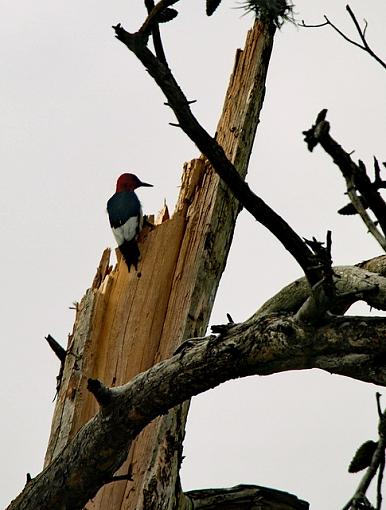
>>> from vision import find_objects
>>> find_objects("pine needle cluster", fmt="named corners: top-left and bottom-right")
top-left (239, 0), bottom-right (294, 27)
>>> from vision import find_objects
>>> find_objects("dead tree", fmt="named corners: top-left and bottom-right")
top-left (6, 2), bottom-right (386, 510)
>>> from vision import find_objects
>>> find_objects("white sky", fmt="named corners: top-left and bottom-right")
top-left (1, 1), bottom-right (385, 508)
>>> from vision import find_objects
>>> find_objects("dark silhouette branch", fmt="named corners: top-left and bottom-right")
top-left (301, 4), bottom-right (386, 71)
top-left (182, 484), bottom-right (309, 509)
top-left (303, 110), bottom-right (386, 251)
top-left (8, 309), bottom-right (386, 510)
top-left (143, 0), bottom-right (178, 65)
top-left (140, 0), bottom-right (179, 37)
top-left (206, 0), bottom-right (222, 17)
top-left (343, 394), bottom-right (386, 510)
top-left (45, 334), bottom-right (66, 364)
top-left (112, 22), bottom-right (325, 288)
top-left (45, 334), bottom-right (66, 396)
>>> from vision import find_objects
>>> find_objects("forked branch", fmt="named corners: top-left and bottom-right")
top-left (112, 21), bottom-right (324, 287)
top-left (301, 4), bottom-right (386, 71)
top-left (8, 309), bottom-right (386, 510)
top-left (304, 110), bottom-right (386, 252)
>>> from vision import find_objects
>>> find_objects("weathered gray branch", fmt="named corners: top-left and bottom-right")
top-left (343, 395), bottom-right (386, 510)
top-left (179, 484), bottom-right (309, 509)
top-left (8, 301), bottom-right (386, 510)
top-left (255, 260), bottom-right (386, 319)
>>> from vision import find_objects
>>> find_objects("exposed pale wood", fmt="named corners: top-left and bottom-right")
top-left (43, 285), bottom-right (97, 466)
top-left (139, 22), bottom-right (275, 509)
top-left (43, 19), bottom-right (275, 510)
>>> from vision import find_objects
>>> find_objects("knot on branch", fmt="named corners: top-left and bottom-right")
top-left (113, 23), bottom-right (149, 48)
top-left (344, 393), bottom-right (386, 509)
top-left (88, 378), bottom-right (113, 408)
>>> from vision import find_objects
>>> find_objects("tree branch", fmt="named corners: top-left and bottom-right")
top-left (254, 260), bottom-right (386, 321)
top-left (8, 309), bottom-right (386, 510)
top-left (343, 395), bottom-right (386, 510)
top-left (140, 0), bottom-right (179, 37)
top-left (303, 111), bottom-right (386, 250)
top-left (301, 5), bottom-right (386, 71)
top-left (343, 174), bottom-right (386, 251)
top-left (143, 0), bottom-right (178, 65)
top-left (181, 484), bottom-right (309, 509)
top-left (111, 23), bottom-right (326, 288)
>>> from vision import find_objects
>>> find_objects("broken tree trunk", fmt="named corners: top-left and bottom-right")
top-left (44, 20), bottom-right (275, 510)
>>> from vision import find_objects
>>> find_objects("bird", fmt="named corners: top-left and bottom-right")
top-left (107, 173), bottom-right (153, 271)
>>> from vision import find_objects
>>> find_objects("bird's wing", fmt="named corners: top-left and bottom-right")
top-left (107, 191), bottom-right (141, 228)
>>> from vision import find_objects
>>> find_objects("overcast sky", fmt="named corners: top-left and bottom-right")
top-left (1, 1), bottom-right (385, 508)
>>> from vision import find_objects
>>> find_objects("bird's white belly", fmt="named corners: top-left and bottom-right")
top-left (112, 215), bottom-right (141, 246)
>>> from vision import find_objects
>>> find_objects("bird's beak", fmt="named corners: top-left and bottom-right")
top-left (139, 181), bottom-right (153, 187)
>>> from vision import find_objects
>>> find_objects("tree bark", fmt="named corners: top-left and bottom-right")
top-left (40, 19), bottom-right (275, 510)
top-left (8, 284), bottom-right (386, 510)
top-left (178, 484), bottom-right (309, 509)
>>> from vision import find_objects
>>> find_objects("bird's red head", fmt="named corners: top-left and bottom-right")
top-left (116, 173), bottom-right (153, 192)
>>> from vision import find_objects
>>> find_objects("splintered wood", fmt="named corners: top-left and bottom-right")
top-left (44, 20), bottom-right (274, 510)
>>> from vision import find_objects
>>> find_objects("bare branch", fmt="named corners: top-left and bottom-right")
top-left (345, 5), bottom-right (368, 49)
top-left (295, 231), bottom-right (340, 323)
top-left (344, 175), bottom-right (386, 251)
top-left (377, 392), bottom-right (383, 419)
top-left (45, 334), bottom-right (66, 364)
top-left (143, 0), bottom-right (178, 65)
top-left (343, 395), bottom-right (386, 510)
top-left (376, 454), bottom-right (384, 510)
top-left (45, 334), bottom-right (66, 396)
top-left (300, 19), bottom-right (328, 29)
top-left (8, 312), bottom-right (386, 510)
top-left (301, 5), bottom-right (386, 71)
top-left (254, 258), bottom-right (386, 319)
top-left (183, 484), bottom-right (308, 509)
top-left (112, 23), bottom-right (324, 287)
top-left (303, 111), bottom-right (386, 251)
top-left (206, 0), bottom-right (222, 17)
top-left (139, 0), bottom-right (179, 37)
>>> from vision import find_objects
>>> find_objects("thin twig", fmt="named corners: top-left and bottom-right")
top-left (139, 0), bottom-right (179, 37)
top-left (143, 0), bottom-right (169, 65)
top-left (301, 4), bottom-right (386, 71)
top-left (376, 392), bottom-right (382, 419)
top-left (45, 334), bottom-right (66, 363)
top-left (346, 5), bottom-right (368, 48)
top-left (323, 14), bottom-right (363, 50)
top-left (300, 19), bottom-right (328, 29)
top-left (343, 394), bottom-right (386, 509)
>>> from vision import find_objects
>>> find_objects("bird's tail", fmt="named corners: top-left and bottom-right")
top-left (119, 239), bottom-right (140, 272)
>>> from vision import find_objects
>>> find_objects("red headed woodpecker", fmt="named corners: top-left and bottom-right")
top-left (107, 173), bottom-right (153, 271)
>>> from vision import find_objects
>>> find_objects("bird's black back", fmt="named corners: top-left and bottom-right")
top-left (107, 191), bottom-right (141, 228)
